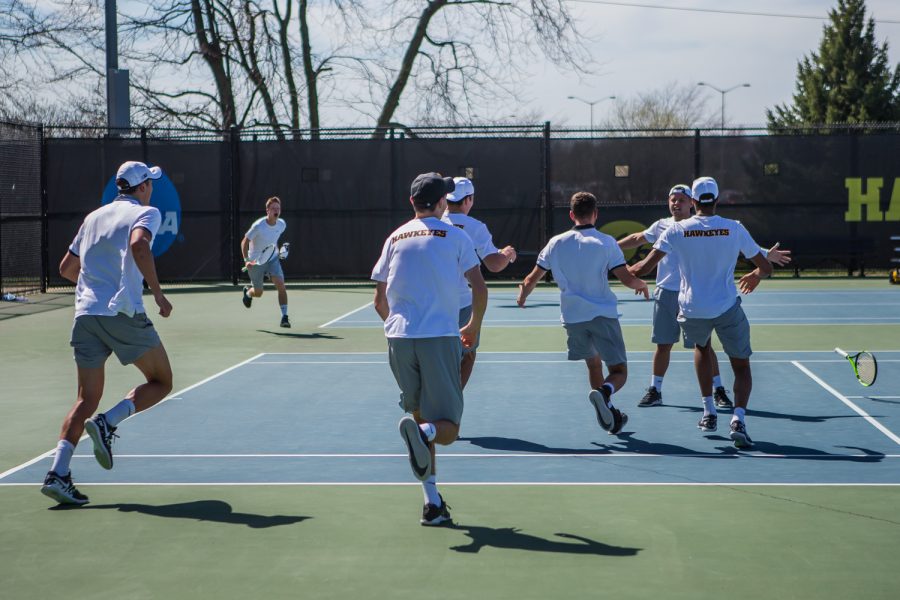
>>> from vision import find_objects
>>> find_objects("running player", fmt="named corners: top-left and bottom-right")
top-left (629, 176), bottom-right (772, 448)
top-left (443, 177), bottom-right (517, 388)
top-left (517, 191), bottom-right (649, 435)
top-left (372, 173), bottom-right (487, 526)
top-left (41, 161), bottom-right (174, 505)
top-left (241, 196), bottom-right (290, 328)
top-left (618, 184), bottom-right (790, 408)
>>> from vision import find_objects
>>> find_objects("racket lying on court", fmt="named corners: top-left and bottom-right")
top-left (242, 244), bottom-right (277, 272)
top-left (834, 347), bottom-right (877, 387)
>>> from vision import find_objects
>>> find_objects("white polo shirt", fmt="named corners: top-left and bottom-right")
top-left (372, 216), bottom-right (480, 338)
top-left (536, 225), bottom-right (627, 324)
top-left (245, 217), bottom-right (286, 262)
top-left (654, 214), bottom-right (761, 319)
top-left (443, 211), bottom-right (500, 309)
top-left (641, 217), bottom-right (680, 291)
top-left (68, 196), bottom-right (162, 318)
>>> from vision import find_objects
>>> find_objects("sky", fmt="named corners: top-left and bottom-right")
top-left (527, 0), bottom-right (900, 127)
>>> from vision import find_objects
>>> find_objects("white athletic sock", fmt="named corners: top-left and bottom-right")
top-left (50, 439), bottom-right (75, 476)
top-left (422, 475), bottom-right (441, 506)
top-left (104, 399), bottom-right (135, 427)
top-left (602, 383), bottom-right (616, 408)
top-left (702, 396), bottom-right (716, 416)
top-left (712, 375), bottom-right (723, 389)
top-left (651, 375), bottom-right (664, 392)
top-left (733, 407), bottom-right (746, 423)
top-left (419, 422), bottom-right (436, 442)
top-left (280, 304), bottom-right (288, 317)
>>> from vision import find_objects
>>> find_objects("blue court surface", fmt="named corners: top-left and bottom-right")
top-left (2, 351), bottom-right (898, 486)
top-left (322, 289), bottom-right (900, 327)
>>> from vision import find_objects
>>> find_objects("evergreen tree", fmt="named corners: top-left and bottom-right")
top-left (767, 0), bottom-right (900, 127)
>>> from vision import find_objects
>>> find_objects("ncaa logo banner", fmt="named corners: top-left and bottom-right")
top-left (102, 170), bottom-right (182, 257)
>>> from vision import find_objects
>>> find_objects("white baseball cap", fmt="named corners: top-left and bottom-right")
top-left (116, 161), bottom-right (162, 189)
top-left (446, 177), bottom-right (475, 202)
top-left (691, 176), bottom-right (719, 203)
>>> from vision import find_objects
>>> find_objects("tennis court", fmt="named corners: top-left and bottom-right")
top-left (1, 280), bottom-right (898, 599)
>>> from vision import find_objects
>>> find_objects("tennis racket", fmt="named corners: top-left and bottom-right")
top-left (242, 244), bottom-right (277, 272)
top-left (834, 347), bottom-right (877, 387)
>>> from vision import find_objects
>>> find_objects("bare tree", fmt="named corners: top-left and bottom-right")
top-left (600, 82), bottom-right (718, 133)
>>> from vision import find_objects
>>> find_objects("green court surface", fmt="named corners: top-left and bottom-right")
top-left (1, 279), bottom-right (899, 599)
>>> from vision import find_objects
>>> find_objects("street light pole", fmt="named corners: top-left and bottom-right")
top-left (697, 82), bottom-right (750, 129)
top-left (567, 95), bottom-right (616, 136)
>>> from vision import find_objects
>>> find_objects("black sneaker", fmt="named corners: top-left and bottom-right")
top-left (399, 416), bottom-right (432, 481)
top-left (608, 408), bottom-right (629, 435)
top-left (638, 386), bottom-right (662, 407)
top-left (280, 315), bottom-right (291, 328)
top-left (730, 420), bottom-right (754, 448)
top-left (421, 495), bottom-right (452, 526)
top-left (84, 414), bottom-right (117, 470)
top-left (714, 386), bottom-right (734, 410)
top-left (242, 286), bottom-right (252, 308)
top-left (697, 414), bottom-right (718, 432)
top-left (40, 471), bottom-right (89, 505)
top-left (588, 388), bottom-right (615, 431)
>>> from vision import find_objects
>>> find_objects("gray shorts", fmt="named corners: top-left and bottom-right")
top-left (388, 337), bottom-right (464, 424)
top-left (458, 304), bottom-right (479, 355)
top-left (651, 287), bottom-right (681, 345)
top-left (71, 313), bottom-right (162, 369)
top-left (248, 256), bottom-right (284, 289)
top-left (678, 297), bottom-right (752, 359)
top-left (563, 315), bottom-right (628, 366)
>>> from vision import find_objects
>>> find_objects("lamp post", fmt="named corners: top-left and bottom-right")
top-left (567, 95), bottom-right (616, 135)
top-left (697, 82), bottom-right (750, 130)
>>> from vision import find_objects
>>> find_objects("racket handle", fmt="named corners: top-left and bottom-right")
top-left (834, 347), bottom-right (849, 358)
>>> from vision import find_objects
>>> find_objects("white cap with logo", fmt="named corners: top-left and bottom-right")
top-left (691, 176), bottom-right (719, 203)
top-left (116, 161), bottom-right (162, 189)
top-left (446, 177), bottom-right (475, 202)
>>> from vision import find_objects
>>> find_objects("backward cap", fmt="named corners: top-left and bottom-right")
top-left (691, 176), bottom-right (719, 203)
top-left (410, 172), bottom-right (455, 207)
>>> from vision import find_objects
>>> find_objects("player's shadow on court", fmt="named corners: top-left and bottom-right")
top-left (666, 404), bottom-right (866, 424)
top-left (77, 500), bottom-right (311, 528)
top-left (459, 436), bottom-right (619, 455)
top-left (497, 302), bottom-right (559, 308)
top-left (448, 524), bottom-right (641, 556)
top-left (256, 329), bottom-right (341, 340)
top-left (714, 442), bottom-right (886, 462)
top-left (461, 434), bottom-right (717, 458)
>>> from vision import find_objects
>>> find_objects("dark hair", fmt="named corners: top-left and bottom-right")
top-left (116, 178), bottom-right (139, 195)
top-left (570, 192), bottom-right (598, 219)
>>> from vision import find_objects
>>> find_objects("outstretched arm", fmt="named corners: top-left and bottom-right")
top-left (617, 232), bottom-right (648, 251)
top-left (517, 266), bottom-right (547, 307)
top-left (738, 252), bottom-right (774, 294)
top-left (765, 242), bottom-right (791, 266)
top-left (482, 246), bottom-right (517, 272)
top-left (612, 265), bottom-right (650, 299)
top-left (629, 248), bottom-right (666, 277)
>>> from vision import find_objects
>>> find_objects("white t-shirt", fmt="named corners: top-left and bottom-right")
top-left (372, 217), bottom-right (480, 338)
top-left (245, 217), bottom-right (286, 262)
top-left (443, 211), bottom-right (500, 308)
top-left (536, 225), bottom-right (627, 324)
top-left (68, 196), bottom-right (162, 318)
top-left (654, 214), bottom-right (762, 319)
top-left (641, 217), bottom-right (679, 291)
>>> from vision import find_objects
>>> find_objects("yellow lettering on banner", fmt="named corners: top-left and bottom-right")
top-left (886, 178), bottom-right (900, 221)
top-left (844, 178), bottom-right (883, 222)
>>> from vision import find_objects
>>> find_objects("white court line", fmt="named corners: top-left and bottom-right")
top-left (59, 452), bottom-right (900, 459)
top-left (1, 482), bottom-right (897, 487)
top-left (792, 361), bottom-right (900, 446)
top-left (848, 396), bottom-right (900, 399)
top-left (319, 301), bottom-right (374, 328)
top-left (248, 359), bottom-right (899, 365)
top-left (0, 353), bottom-right (265, 482)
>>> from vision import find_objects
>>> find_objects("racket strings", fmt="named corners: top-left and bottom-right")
top-left (855, 353), bottom-right (877, 386)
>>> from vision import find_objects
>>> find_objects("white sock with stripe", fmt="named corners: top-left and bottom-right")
top-left (104, 399), bottom-right (135, 427)
top-left (422, 475), bottom-right (440, 506)
top-left (50, 439), bottom-right (75, 476)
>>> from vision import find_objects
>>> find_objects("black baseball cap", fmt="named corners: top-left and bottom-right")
top-left (410, 172), bottom-right (455, 207)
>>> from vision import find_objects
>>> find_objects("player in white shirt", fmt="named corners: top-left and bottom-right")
top-left (619, 185), bottom-right (790, 408)
top-left (241, 196), bottom-right (291, 328)
top-left (517, 192), bottom-right (649, 435)
top-left (41, 161), bottom-right (174, 505)
top-left (372, 173), bottom-right (487, 526)
top-left (629, 177), bottom-right (773, 448)
top-left (443, 177), bottom-right (517, 388)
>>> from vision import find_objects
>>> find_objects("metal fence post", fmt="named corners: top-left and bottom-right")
top-left (229, 126), bottom-right (241, 285)
top-left (541, 121), bottom-right (552, 247)
top-left (39, 125), bottom-right (49, 293)
top-left (693, 129), bottom-right (701, 179)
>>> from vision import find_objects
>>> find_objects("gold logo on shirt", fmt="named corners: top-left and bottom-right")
top-left (684, 229), bottom-right (730, 238)
top-left (391, 229), bottom-right (448, 243)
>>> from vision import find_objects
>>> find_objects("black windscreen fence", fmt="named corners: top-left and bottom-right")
top-left (6, 125), bottom-right (898, 290)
